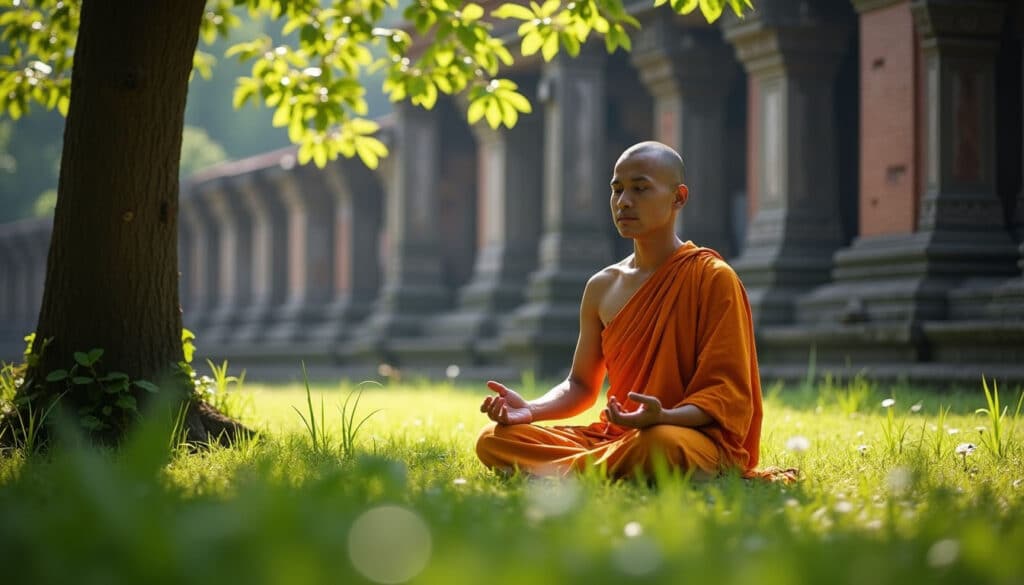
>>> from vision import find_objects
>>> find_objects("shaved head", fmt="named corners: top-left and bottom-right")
top-left (617, 141), bottom-right (686, 185)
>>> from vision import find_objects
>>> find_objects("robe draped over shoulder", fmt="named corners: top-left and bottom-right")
top-left (596, 242), bottom-right (763, 473)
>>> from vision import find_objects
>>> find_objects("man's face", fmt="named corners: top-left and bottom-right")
top-left (609, 153), bottom-right (684, 239)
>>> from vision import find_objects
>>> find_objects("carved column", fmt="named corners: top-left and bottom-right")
top-left (200, 177), bottom-right (254, 345)
top-left (632, 15), bottom-right (740, 257)
top-left (233, 168), bottom-right (290, 343)
top-left (264, 161), bottom-right (336, 343)
top-left (411, 84), bottom-right (545, 366)
top-left (723, 0), bottom-right (853, 326)
top-left (178, 185), bottom-right (220, 337)
top-left (344, 103), bottom-right (449, 362)
top-left (309, 158), bottom-right (384, 344)
top-left (500, 48), bottom-right (613, 376)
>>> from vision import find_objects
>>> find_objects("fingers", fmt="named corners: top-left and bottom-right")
top-left (628, 393), bottom-right (661, 409)
top-left (480, 396), bottom-right (494, 413)
top-left (488, 395), bottom-right (505, 421)
top-left (486, 380), bottom-right (509, 396)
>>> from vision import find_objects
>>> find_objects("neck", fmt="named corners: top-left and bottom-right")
top-left (631, 232), bottom-right (685, 271)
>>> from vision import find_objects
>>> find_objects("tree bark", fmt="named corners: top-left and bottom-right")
top-left (6, 0), bottom-right (250, 446)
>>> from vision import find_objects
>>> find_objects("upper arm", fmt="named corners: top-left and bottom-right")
top-left (567, 273), bottom-right (608, 404)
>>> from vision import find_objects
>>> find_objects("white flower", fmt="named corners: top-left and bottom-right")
top-left (947, 428), bottom-right (960, 435)
top-left (910, 402), bottom-right (923, 413)
top-left (452, 477), bottom-right (467, 486)
top-left (881, 398), bottom-right (896, 408)
top-left (1012, 479), bottom-right (1022, 489)
top-left (445, 364), bottom-right (461, 379)
top-left (954, 443), bottom-right (976, 456)
top-left (785, 435), bottom-right (811, 454)
top-left (856, 444), bottom-right (869, 455)
top-left (834, 501), bottom-right (854, 514)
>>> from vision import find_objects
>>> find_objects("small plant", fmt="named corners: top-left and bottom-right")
top-left (294, 361), bottom-right (332, 456)
top-left (879, 396), bottom-right (911, 458)
top-left (931, 404), bottom-right (952, 459)
top-left (338, 382), bottom-right (382, 460)
top-left (197, 359), bottom-right (250, 420)
top-left (44, 349), bottom-right (160, 434)
top-left (9, 392), bottom-right (64, 453)
top-left (975, 377), bottom-right (1024, 460)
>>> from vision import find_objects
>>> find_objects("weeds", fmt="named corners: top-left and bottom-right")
top-left (879, 395), bottom-right (911, 458)
top-left (338, 382), bottom-right (382, 460)
top-left (199, 359), bottom-right (251, 421)
top-left (975, 377), bottom-right (1024, 460)
top-left (294, 362), bottom-right (331, 456)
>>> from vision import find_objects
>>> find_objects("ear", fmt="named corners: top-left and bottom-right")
top-left (673, 184), bottom-right (689, 208)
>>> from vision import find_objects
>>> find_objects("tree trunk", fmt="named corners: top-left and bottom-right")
top-left (6, 0), bottom-right (249, 446)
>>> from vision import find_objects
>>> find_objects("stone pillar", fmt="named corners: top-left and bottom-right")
top-left (500, 48), bottom-right (613, 376)
top-left (309, 158), bottom-right (384, 344)
top-left (263, 160), bottom-right (336, 343)
top-left (345, 103), bottom-right (450, 361)
top-left (178, 185), bottom-right (220, 336)
top-left (200, 177), bottom-right (254, 345)
top-left (783, 0), bottom-right (1021, 376)
top-left (723, 0), bottom-right (854, 325)
top-left (408, 85), bottom-right (545, 367)
top-left (632, 15), bottom-right (740, 257)
top-left (233, 168), bottom-right (290, 343)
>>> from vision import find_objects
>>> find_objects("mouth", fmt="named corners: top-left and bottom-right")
top-left (616, 217), bottom-right (637, 223)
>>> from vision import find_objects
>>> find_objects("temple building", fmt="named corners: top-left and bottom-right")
top-left (1, 0), bottom-right (1022, 385)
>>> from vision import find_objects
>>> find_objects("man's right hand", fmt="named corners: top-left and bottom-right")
top-left (480, 380), bottom-right (533, 425)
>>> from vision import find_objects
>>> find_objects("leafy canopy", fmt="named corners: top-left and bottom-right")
top-left (0, 0), bottom-right (752, 169)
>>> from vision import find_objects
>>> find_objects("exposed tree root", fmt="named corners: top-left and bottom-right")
top-left (181, 399), bottom-right (258, 448)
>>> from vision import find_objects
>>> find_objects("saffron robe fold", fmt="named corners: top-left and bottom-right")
top-left (476, 242), bottom-right (764, 478)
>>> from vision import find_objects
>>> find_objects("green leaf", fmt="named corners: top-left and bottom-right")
top-left (45, 369), bottom-right (68, 382)
top-left (521, 31), bottom-right (543, 56)
top-left (699, 0), bottom-right (724, 21)
top-left (485, 98), bottom-right (502, 129)
top-left (72, 376), bottom-right (94, 385)
top-left (467, 97), bottom-right (487, 124)
top-left (491, 4), bottom-right (534, 20)
top-left (99, 372), bottom-right (130, 383)
top-left (73, 352), bottom-right (90, 367)
top-left (87, 348), bottom-right (104, 364)
top-left (313, 141), bottom-right (328, 168)
top-left (80, 415), bottom-right (103, 431)
top-left (461, 3), bottom-right (484, 21)
top-left (116, 394), bottom-right (138, 411)
top-left (133, 380), bottom-right (160, 393)
top-left (233, 79), bottom-right (258, 109)
top-left (541, 30), bottom-right (559, 61)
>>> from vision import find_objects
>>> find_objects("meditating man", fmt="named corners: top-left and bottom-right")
top-left (476, 141), bottom-right (770, 480)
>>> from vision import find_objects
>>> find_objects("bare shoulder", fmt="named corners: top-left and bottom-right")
top-left (582, 257), bottom-right (630, 306)
top-left (585, 257), bottom-right (631, 294)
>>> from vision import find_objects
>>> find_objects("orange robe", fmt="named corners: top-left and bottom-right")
top-left (476, 243), bottom-right (765, 479)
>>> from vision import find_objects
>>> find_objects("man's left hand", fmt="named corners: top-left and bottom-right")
top-left (605, 392), bottom-right (663, 429)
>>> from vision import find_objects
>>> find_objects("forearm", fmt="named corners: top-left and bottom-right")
top-left (656, 404), bottom-right (713, 428)
top-left (528, 378), bottom-right (597, 422)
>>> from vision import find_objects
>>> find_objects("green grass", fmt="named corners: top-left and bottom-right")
top-left (1, 376), bottom-right (1023, 585)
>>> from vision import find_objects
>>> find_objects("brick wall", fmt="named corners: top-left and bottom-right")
top-left (859, 1), bottom-right (919, 237)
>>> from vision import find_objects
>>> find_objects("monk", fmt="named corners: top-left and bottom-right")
top-left (476, 141), bottom-right (779, 481)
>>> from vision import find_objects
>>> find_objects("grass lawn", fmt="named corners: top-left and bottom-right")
top-left (1, 373), bottom-right (1022, 584)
